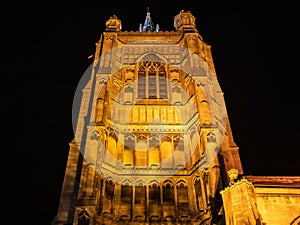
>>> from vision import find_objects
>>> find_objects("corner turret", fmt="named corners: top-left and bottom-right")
top-left (174, 10), bottom-right (197, 32)
top-left (105, 15), bottom-right (122, 32)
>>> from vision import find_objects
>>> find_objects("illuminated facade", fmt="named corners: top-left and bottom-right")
top-left (52, 10), bottom-right (300, 225)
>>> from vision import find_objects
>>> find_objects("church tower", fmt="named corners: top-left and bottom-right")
top-left (52, 9), bottom-right (244, 225)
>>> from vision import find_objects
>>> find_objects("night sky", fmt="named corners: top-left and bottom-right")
top-left (4, 1), bottom-right (300, 225)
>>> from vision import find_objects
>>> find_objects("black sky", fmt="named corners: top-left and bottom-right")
top-left (4, 1), bottom-right (300, 225)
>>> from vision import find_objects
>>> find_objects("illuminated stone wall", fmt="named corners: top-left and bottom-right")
top-left (247, 176), bottom-right (300, 225)
top-left (221, 175), bottom-right (300, 225)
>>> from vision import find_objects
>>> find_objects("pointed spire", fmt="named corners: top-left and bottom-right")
top-left (139, 7), bottom-right (159, 32)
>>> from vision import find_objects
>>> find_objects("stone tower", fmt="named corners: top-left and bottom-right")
top-left (52, 9), bottom-right (244, 225)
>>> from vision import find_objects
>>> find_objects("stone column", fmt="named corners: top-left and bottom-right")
top-left (146, 184), bottom-right (149, 222)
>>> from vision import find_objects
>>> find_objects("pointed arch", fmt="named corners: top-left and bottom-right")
top-left (149, 180), bottom-right (159, 186)
top-left (77, 208), bottom-right (91, 225)
top-left (135, 180), bottom-right (146, 186)
top-left (91, 129), bottom-right (100, 140)
top-left (176, 179), bottom-right (188, 187)
top-left (135, 53), bottom-right (169, 100)
top-left (136, 52), bottom-right (168, 64)
top-left (207, 131), bottom-right (216, 143)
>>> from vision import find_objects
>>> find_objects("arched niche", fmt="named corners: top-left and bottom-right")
top-left (148, 136), bottom-right (160, 168)
top-left (160, 136), bottom-right (173, 169)
top-left (193, 177), bottom-right (204, 211)
top-left (162, 180), bottom-right (175, 221)
top-left (123, 135), bottom-right (135, 168)
top-left (149, 181), bottom-right (161, 221)
top-left (135, 135), bottom-right (147, 167)
top-left (123, 83), bottom-right (134, 104)
top-left (134, 180), bottom-right (146, 221)
top-left (176, 180), bottom-right (190, 219)
top-left (102, 179), bottom-right (114, 214)
top-left (120, 182), bottom-right (133, 221)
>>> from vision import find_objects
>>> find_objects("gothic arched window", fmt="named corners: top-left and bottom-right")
top-left (138, 64), bottom-right (146, 99)
top-left (137, 61), bottom-right (168, 100)
top-left (158, 64), bottom-right (167, 98)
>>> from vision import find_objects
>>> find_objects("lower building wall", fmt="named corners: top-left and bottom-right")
top-left (221, 174), bottom-right (300, 225)
top-left (253, 186), bottom-right (300, 225)
top-left (244, 176), bottom-right (300, 225)
top-left (220, 178), bottom-right (263, 225)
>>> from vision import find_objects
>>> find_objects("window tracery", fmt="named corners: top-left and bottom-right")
top-left (137, 61), bottom-right (168, 99)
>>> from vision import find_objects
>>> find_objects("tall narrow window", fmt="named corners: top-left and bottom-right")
top-left (159, 64), bottom-right (167, 99)
top-left (148, 64), bottom-right (157, 98)
top-left (138, 65), bottom-right (146, 99)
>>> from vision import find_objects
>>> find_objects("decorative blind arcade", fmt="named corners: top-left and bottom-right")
top-left (137, 61), bottom-right (167, 99)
